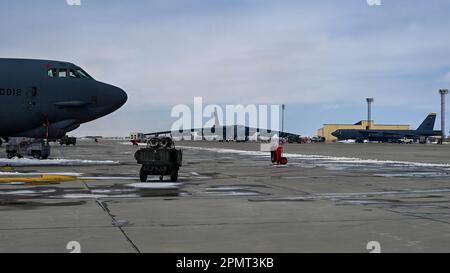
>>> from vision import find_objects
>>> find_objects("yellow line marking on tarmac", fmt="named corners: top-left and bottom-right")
top-left (0, 175), bottom-right (78, 183)
top-left (0, 166), bottom-right (14, 172)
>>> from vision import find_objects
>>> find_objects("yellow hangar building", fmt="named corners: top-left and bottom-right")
top-left (317, 120), bottom-right (410, 142)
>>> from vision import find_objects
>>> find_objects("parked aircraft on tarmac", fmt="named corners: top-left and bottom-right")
top-left (0, 58), bottom-right (127, 146)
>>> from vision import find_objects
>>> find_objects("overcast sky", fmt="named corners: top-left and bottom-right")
top-left (1, 0), bottom-right (450, 136)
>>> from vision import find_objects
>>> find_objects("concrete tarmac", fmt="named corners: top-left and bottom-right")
top-left (0, 140), bottom-right (449, 253)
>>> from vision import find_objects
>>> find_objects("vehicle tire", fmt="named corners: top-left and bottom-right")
top-left (32, 151), bottom-right (41, 159)
top-left (7, 152), bottom-right (15, 159)
top-left (149, 138), bottom-right (160, 148)
top-left (280, 157), bottom-right (288, 165)
top-left (160, 137), bottom-right (173, 148)
top-left (139, 168), bottom-right (148, 182)
top-left (170, 172), bottom-right (178, 182)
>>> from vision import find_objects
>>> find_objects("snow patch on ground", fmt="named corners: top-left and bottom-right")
top-left (0, 189), bottom-right (56, 195)
top-left (0, 158), bottom-right (119, 167)
top-left (62, 194), bottom-right (108, 199)
top-left (125, 183), bottom-right (181, 190)
top-left (120, 142), bottom-right (146, 146)
top-left (179, 146), bottom-right (450, 168)
top-left (0, 172), bottom-right (83, 177)
top-left (81, 176), bottom-right (137, 180)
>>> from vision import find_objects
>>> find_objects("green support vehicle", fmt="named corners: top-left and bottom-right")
top-left (59, 136), bottom-right (77, 146)
top-left (134, 137), bottom-right (183, 182)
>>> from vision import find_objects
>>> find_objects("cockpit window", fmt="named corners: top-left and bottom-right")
top-left (47, 68), bottom-right (57, 78)
top-left (76, 68), bottom-right (93, 79)
top-left (47, 67), bottom-right (93, 80)
top-left (69, 69), bottom-right (81, 78)
top-left (58, 69), bottom-right (67, 78)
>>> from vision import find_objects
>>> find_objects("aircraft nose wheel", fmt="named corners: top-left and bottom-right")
top-left (7, 152), bottom-right (16, 159)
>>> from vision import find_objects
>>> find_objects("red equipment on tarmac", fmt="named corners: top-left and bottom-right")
top-left (271, 146), bottom-right (288, 165)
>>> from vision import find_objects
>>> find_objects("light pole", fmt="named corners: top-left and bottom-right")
top-left (366, 98), bottom-right (374, 130)
top-left (281, 104), bottom-right (286, 135)
top-left (439, 89), bottom-right (449, 143)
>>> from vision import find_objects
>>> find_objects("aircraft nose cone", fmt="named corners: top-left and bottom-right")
top-left (106, 85), bottom-right (127, 112)
top-left (115, 87), bottom-right (128, 109)
top-left (95, 83), bottom-right (128, 117)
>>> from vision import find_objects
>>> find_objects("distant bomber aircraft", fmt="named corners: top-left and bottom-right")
top-left (0, 58), bottom-right (127, 145)
top-left (144, 109), bottom-right (302, 143)
top-left (332, 113), bottom-right (442, 143)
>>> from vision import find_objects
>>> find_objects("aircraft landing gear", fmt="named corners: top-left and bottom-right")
top-left (7, 151), bottom-right (16, 159)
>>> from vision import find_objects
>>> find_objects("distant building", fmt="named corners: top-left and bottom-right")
top-left (84, 136), bottom-right (104, 139)
top-left (317, 120), bottom-right (410, 142)
top-left (130, 132), bottom-right (146, 143)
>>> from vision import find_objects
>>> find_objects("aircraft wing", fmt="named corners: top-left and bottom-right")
top-left (380, 132), bottom-right (416, 138)
top-left (144, 125), bottom-right (300, 140)
top-left (144, 128), bottom-right (203, 137)
top-left (144, 130), bottom-right (173, 137)
top-left (363, 131), bottom-right (404, 138)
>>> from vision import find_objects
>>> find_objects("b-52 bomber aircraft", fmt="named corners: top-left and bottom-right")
top-left (144, 109), bottom-right (302, 143)
top-left (332, 113), bottom-right (441, 143)
top-left (0, 58), bottom-right (127, 146)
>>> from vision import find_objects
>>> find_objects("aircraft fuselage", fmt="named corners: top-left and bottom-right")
top-left (332, 129), bottom-right (442, 142)
top-left (0, 58), bottom-right (127, 139)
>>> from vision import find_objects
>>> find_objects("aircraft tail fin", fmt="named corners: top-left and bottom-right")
top-left (417, 113), bottom-right (437, 131)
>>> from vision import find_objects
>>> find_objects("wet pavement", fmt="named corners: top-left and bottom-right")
top-left (0, 140), bottom-right (449, 252)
